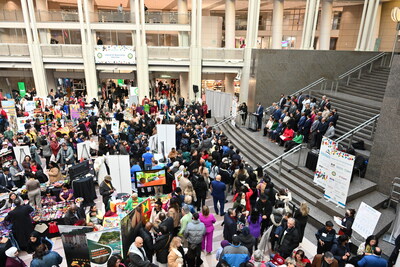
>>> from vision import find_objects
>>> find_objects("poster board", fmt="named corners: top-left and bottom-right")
top-left (86, 228), bottom-right (122, 267)
top-left (107, 155), bottom-right (132, 194)
top-left (120, 202), bottom-right (144, 258)
top-left (77, 141), bottom-right (91, 161)
top-left (174, 170), bottom-right (183, 188)
top-left (156, 124), bottom-right (176, 156)
top-left (111, 120), bottom-right (120, 135)
top-left (13, 146), bottom-right (30, 164)
top-left (352, 202), bottom-right (381, 239)
top-left (130, 87), bottom-right (138, 96)
top-left (70, 104), bottom-right (81, 120)
top-left (323, 149), bottom-right (355, 208)
top-left (16, 117), bottom-right (29, 133)
top-left (313, 137), bottom-right (337, 188)
top-left (1, 100), bottom-right (17, 132)
top-left (59, 225), bottom-right (94, 267)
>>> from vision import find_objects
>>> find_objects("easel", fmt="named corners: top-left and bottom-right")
top-left (17, 147), bottom-right (29, 164)
top-left (79, 142), bottom-right (91, 160)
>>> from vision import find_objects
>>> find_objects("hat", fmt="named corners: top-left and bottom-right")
top-left (5, 247), bottom-right (17, 258)
top-left (155, 199), bottom-right (163, 206)
top-left (104, 175), bottom-right (112, 181)
top-left (221, 240), bottom-right (229, 248)
top-left (270, 254), bottom-right (285, 265)
top-left (146, 147), bottom-right (150, 151)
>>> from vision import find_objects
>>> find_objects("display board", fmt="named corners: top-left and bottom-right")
top-left (313, 137), bottom-right (337, 188)
top-left (120, 203), bottom-right (144, 258)
top-left (24, 101), bottom-right (36, 114)
top-left (107, 155), bottom-right (132, 194)
top-left (13, 145), bottom-right (30, 164)
top-left (77, 141), bottom-right (91, 161)
top-left (205, 90), bottom-right (233, 118)
top-left (95, 45), bottom-right (135, 64)
top-left (70, 104), bottom-right (81, 120)
top-left (156, 124), bottom-right (176, 156)
top-left (86, 228), bottom-right (122, 267)
top-left (1, 100), bottom-right (17, 132)
top-left (59, 225), bottom-right (93, 267)
top-left (323, 149), bottom-right (355, 208)
top-left (111, 120), bottom-right (120, 135)
top-left (16, 117), bottom-right (29, 133)
top-left (352, 202), bottom-right (381, 239)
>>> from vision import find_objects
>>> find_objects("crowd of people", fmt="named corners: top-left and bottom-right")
top-left (0, 86), bottom-right (397, 267)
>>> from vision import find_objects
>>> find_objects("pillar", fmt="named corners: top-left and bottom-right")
top-left (178, 0), bottom-right (189, 46)
top-left (225, 0), bottom-right (235, 48)
top-left (179, 73), bottom-right (189, 99)
top-left (357, 0), bottom-right (379, 51)
top-left (319, 0), bottom-right (332, 50)
top-left (225, 73), bottom-right (235, 94)
top-left (300, 0), bottom-right (319, 49)
top-left (189, 0), bottom-right (202, 101)
top-left (271, 0), bottom-right (283, 49)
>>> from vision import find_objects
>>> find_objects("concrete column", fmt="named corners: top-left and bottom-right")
top-left (35, 0), bottom-right (50, 43)
top-left (225, 0), bottom-right (236, 48)
top-left (271, 0), bottom-right (284, 49)
top-left (319, 0), bottom-right (332, 50)
top-left (301, 0), bottom-right (319, 49)
top-left (359, 0), bottom-right (378, 51)
top-left (225, 73), bottom-right (235, 94)
top-left (189, 0), bottom-right (202, 101)
top-left (179, 73), bottom-right (189, 99)
top-left (46, 69), bottom-right (56, 90)
top-left (366, 0), bottom-right (381, 50)
top-left (178, 0), bottom-right (189, 46)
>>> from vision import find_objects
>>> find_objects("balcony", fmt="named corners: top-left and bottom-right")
top-left (0, 44), bottom-right (29, 56)
top-left (93, 11), bottom-right (134, 23)
top-left (36, 10), bottom-right (79, 22)
top-left (148, 46), bottom-right (189, 60)
top-left (40, 45), bottom-right (82, 58)
top-left (146, 12), bottom-right (190, 24)
top-left (0, 10), bottom-right (23, 22)
top-left (202, 48), bottom-right (244, 62)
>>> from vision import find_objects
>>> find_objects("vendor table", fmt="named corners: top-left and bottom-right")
top-left (72, 176), bottom-right (96, 206)
top-left (305, 151), bottom-right (319, 172)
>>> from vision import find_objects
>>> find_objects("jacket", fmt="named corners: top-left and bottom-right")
top-left (315, 227), bottom-right (336, 244)
top-left (220, 244), bottom-right (249, 267)
top-left (56, 147), bottom-right (74, 164)
top-left (331, 242), bottom-right (350, 267)
top-left (312, 254), bottom-right (339, 267)
top-left (211, 180), bottom-right (226, 199)
top-left (223, 214), bottom-right (237, 242)
top-left (178, 213), bottom-right (192, 236)
top-left (48, 167), bottom-right (61, 183)
top-left (233, 188), bottom-right (253, 211)
top-left (30, 251), bottom-right (63, 267)
top-left (357, 255), bottom-right (388, 267)
top-left (184, 219), bottom-right (206, 245)
top-left (168, 248), bottom-right (184, 267)
top-left (6, 257), bottom-right (27, 267)
top-left (277, 226), bottom-right (300, 258)
top-left (153, 234), bottom-right (171, 264)
top-left (128, 244), bottom-right (151, 267)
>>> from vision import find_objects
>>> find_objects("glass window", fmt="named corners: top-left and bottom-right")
top-left (332, 11), bottom-right (342, 30)
top-left (0, 28), bottom-right (27, 43)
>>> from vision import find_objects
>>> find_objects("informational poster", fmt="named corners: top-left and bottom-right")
top-left (111, 120), bottom-right (120, 135)
top-left (1, 100), bottom-right (17, 131)
top-left (86, 228), bottom-right (122, 267)
top-left (313, 137), bottom-right (337, 188)
top-left (24, 101), bottom-right (36, 114)
top-left (33, 97), bottom-right (45, 110)
top-left (174, 170), bottom-right (183, 188)
top-left (70, 104), bottom-right (81, 120)
top-left (13, 146), bottom-right (30, 164)
top-left (352, 202), bottom-right (381, 239)
top-left (94, 45), bottom-right (135, 64)
top-left (120, 203), bottom-right (144, 258)
top-left (16, 117), bottom-right (29, 133)
top-left (130, 87), bottom-right (138, 96)
top-left (18, 82), bottom-right (26, 97)
top-left (323, 150), bottom-right (355, 208)
top-left (106, 155), bottom-right (132, 194)
top-left (156, 124), bottom-right (176, 156)
top-left (59, 225), bottom-right (93, 267)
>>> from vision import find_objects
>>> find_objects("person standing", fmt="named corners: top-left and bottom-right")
top-left (142, 147), bottom-right (154, 170)
top-left (128, 237), bottom-right (158, 267)
top-left (30, 244), bottom-right (63, 267)
top-left (139, 222), bottom-right (154, 263)
top-left (210, 175), bottom-right (226, 216)
top-left (255, 103), bottom-right (264, 131)
top-left (25, 177), bottom-right (41, 209)
top-left (99, 175), bottom-right (115, 211)
top-left (315, 221), bottom-right (336, 254)
top-left (223, 208), bottom-right (237, 243)
top-left (168, 236), bottom-right (186, 267)
top-left (184, 213), bottom-right (206, 267)
top-left (178, 205), bottom-right (192, 237)
top-left (220, 235), bottom-right (250, 267)
top-left (199, 205), bottom-right (216, 255)
top-left (239, 102), bottom-right (248, 125)
top-left (276, 218), bottom-right (300, 258)
top-left (5, 199), bottom-right (34, 251)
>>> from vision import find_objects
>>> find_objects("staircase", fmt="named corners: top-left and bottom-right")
top-left (213, 55), bottom-right (395, 250)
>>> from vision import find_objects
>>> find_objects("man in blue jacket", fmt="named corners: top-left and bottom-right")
top-left (220, 235), bottom-right (249, 267)
top-left (211, 175), bottom-right (226, 216)
top-left (358, 247), bottom-right (388, 267)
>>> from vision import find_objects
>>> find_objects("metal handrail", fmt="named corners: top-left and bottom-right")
top-left (212, 113), bottom-right (240, 128)
top-left (262, 143), bottom-right (302, 170)
top-left (338, 52), bottom-right (386, 80)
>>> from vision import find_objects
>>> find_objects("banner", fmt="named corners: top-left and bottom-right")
top-left (120, 202), bottom-right (144, 258)
top-left (16, 117), bottom-right (29, 133)
top-left (1, 100), bottom-right (17, 132)
top-left (313, 137), bottom-right (337, 188)
top-left (59, 225), bottom-right (93, 267)
top-left (95, 45), bottom-right (135, 64)
top-left (18, 82), bottom-right (26, 97)
top-left (86, 228), bottom-right (122, 267)
top-left (24, 101), bottom-right (36, 114)
top-left (352, 202), bottom-right (381, 239)
top-left (323, 149), bottom-right (355, 208)
top-left (70, 104), bottom-right (80, 120)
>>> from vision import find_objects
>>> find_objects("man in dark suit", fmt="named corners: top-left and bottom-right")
top-left (223, 208), bottom-right (237, 243)
top-left (318, 95), bottom-right (327, 111)
top-left (315, 118), bottom-right (329, 148)
top-left (272, 105), bottom-right (282, 121)
top-left (0, 167), bottom-right (14, 192)
top-left (278, 94), bottom-right (286, 110)
top-left (255, 103), bottom-right (264, 131)
top-left (331, 108), bottom-right (339, 126)
top-left (277, 218), bottom-right (300, 258)
top-left (211, 175), bottom-right (226, 215)
top-left (297, 92), bottom-right (305, 111)
top-left (301, 114), bottom-right (312, 142)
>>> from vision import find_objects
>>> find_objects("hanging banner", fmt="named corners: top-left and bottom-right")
top-left (24, 101), bottom-right (36, 114)
top-left (86, 228), bottom-right (122, 267)
top-left (352, 202), bottom-right (381, 239)
top-left (120, 201), bottom-right (145, 258)
top-left (323, 149), bottom-right (355, 208)
top-left (16, 117), bottom-right (29, 133)
top-left (59, 225), bottom-right (93, 267)
top-left (1, 100), bottom-right (17, 132)
top-left (111, 120), bottom-right (120, 135)
top-left (94, 45), bottom-right (135, 64)
top-left (313, 137), bottom-right (337, 188)
top-left (70, 104), bottom-right (81, 120)
top-left (18, 82), bottom-right (26, 97)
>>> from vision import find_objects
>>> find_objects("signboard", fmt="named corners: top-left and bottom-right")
top-left (70, 104), bottom-right (80, 120)
top-left (24, 101), bottom-right (36, 114)
top-left (323, 150), bottom-right (355, 208)
top-left (352, 202), bottom-right (381, 239)
top-left (120, 203), bottom-right (144, 258)
top-left (117, 79), bottom-right (124, 86)
top-left (1, 100), bottom-right (17, 132)
top-left (16, 117), bottom-right (29, 133)
top-left (59, 225), bottom-right (93, 267)
top-left (86, 228), bottom-right (122, 267)
top-left (313, 137), bottom-right (337, 188)
top-left (18, 82), bottom-right (26, 97)
top-left (130, 87), bottom-right (138, 96)
top-left (94, 45), bottom-right (135, 64)
top-left (111, 120), bottom-right (119, 135)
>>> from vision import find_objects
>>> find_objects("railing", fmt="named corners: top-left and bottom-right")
top-left (0, 9), bottom-right (24, 21)
top-left (262, 143), bottom-right (304, 175)
top-left (335, 114), bottom-right (379, 148)
top-left (94, 11), bottom-right (134, 23)
top-left (147, 46), bottom-right (189, 60)
top-left (40, 44), bottom-right (83, 57)
top-left (145, 12), bottom-right (190, 24)
top-left (212, 113), bottom-right (241, 128)
top-left (0, 44), bottom-right (29, 56)
top-left (36, 10), bottom-right (79, 22)
top-left (335, 52), bottom-right (389, 90)
top-left (202, 48), bottom-right (244, 62)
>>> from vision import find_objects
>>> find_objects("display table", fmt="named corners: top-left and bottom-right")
top-left (72, 175), bottom-right (96, 206)
top-left (248, 113), bottom-right (258, 131)
top-left (305, 151), bottom-right (319, 172)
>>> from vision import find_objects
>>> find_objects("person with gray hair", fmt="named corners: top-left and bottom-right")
top-left (178, 204), bottom-right (192, 236)
top-left (276, 217), bottom-right (300, 258)
top-left (311, 251), bottom-right (339, 267)
top-left (252, 249), bottom-right (264, 263)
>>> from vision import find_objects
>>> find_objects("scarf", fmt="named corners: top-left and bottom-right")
top-left (129, 244), bottom-right (145, 261)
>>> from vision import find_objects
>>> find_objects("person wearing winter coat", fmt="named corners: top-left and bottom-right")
top-left (167, 236), bottom-right (186, 267)
top-left (239, 227), bottom-right (256, 255)
top-left (5, 247), bottom-right (26, 267)
top-left (184, 213), bottom-right (206, 267)
top-left (153, 226), bottom-right (171, 265)
top-left (276, 218), bottom-right (300, 258)
top-left (30, 244), bottom-right (63, 267)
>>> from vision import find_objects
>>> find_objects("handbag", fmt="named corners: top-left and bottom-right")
top-left (48, 221), bottom-right (59, 234)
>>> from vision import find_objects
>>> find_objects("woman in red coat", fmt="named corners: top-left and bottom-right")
top-left (279, 126), bottom-right (295, 146)
top-left (233, 184), bottom-right (253, 211)
top-left (5, 247), bottom-right (27, 267)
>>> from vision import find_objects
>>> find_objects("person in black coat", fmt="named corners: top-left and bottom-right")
top-left (276, 218), bottom-right (300, 258)
top-left (64, 204), bottom-right (85, 225)
top-left (153, 226), bottom-right (171, 264)
top-left (0, 167), bottom-right (15, 192)
top-left (256, 194), bottom-right (273, 235)
top-left (139, 222), bottom-right (154, 263)
top-left (157, 213), bottom-right (174, 234)
top-left (26, 231), bottom-right (53, 254)
top-left (388, 234), bottom-right (400, 267)
top-left (315, 221), bottom-right (337, 254)
top-left (223, 208), bottom-right (237, 243)
top-left (239, 227), bottom-right (255, 255)
top-left (331, 235), bottom-right (351, 267)
top-left (4, 198), bottom-right (34, 250)
top-left (99, 175), bottom-right (115, 211)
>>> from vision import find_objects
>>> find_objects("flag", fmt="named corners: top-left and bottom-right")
top-left (141, 198), bottom-right (151, 223)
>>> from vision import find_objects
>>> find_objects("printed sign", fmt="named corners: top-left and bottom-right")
top-left (352, 202), bottom-right (381, 239)
top-left (95, 45), bottom-right (135, 64)
top-left (86, 228), bottom-right (122, 267)
top-left (313, 137), bottom-right (337, 188)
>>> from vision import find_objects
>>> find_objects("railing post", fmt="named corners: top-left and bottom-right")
top-left (278, 158), bottom-right (283, 176)
top-left (371, 118), bottom-right (377, 139)
top-left (335, 81), bottom-right (339, 92)
top-left (346, 75), bottom-right (350, 85)
top-left (297, 146), bottom-right (302, 166)
top-left (358, 68), bottom-right (362, 79)
top-left (369, 62), bottom-right (373, 73)
top-left (348, 133), bottom-right (354, 148)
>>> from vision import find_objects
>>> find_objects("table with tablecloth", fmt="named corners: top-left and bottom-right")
top-left (72, 175), bottom-right (97, 206)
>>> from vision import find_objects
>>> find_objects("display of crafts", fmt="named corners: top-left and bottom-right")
top-left (31, 200), bottom-right (74, 222)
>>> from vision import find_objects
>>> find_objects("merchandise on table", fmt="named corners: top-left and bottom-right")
top-left (31, 200), bottom-right (74, 223)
